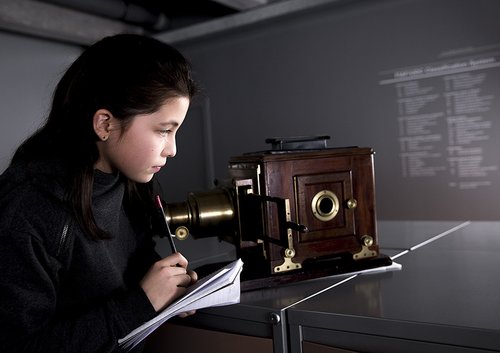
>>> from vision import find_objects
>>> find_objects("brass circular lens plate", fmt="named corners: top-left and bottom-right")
top-left (311, 190), bottom-right (339, 222)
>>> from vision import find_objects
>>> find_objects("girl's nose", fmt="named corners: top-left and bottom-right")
top-left (162, 139), bottom-right (176, 158)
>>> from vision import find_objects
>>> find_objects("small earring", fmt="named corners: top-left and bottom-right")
top-left (101, 135), bottom-right (108, 141)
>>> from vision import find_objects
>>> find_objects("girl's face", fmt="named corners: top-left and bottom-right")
top-left (95, 96), bottom-right (190, 183)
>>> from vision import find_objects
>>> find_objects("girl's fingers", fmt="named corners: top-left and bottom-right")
top-left (178, 273), bottom-right (194, 288)
top-left (155, 252), bottom-right (188, 268)
top-left (187, 270), bottom-right (198, 284)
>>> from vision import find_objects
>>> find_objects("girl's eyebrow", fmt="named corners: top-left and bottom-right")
top-left (158, 121), bottom-right (179, 127)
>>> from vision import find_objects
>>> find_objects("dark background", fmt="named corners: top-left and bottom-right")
top-left (157, 0), bottom-right (500, 221)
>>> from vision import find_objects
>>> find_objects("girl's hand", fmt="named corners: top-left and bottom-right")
top-left (177, 269), bottom-right (198, 317)
top-left (140, 252), bottom-right (197, 312)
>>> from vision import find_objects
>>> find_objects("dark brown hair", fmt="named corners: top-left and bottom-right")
top-left (12, 34), bottom-right (198, 240)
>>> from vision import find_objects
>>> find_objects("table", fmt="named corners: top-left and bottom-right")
top-left (145, 221), bottom-right (500, 353)
top-left (288, 220), bottom-right (500, 353)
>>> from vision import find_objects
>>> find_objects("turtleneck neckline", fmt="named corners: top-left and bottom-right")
top-left (93, 169), bottom-right (123, 199)
top-left (94, 169), bottom-right (120, 184)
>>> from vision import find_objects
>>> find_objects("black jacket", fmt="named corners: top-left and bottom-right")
top-left (0, 160), bottom-right (158, 352)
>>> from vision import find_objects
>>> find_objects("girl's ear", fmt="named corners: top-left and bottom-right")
top-left (93, 109), bottom-right (114, 141)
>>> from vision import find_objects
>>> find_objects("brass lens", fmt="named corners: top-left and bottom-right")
top-left (311, 190), bottom-right (339, 222)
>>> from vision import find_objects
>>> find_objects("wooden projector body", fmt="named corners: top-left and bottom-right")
top-left (166, 147), bottom-right (384, 290)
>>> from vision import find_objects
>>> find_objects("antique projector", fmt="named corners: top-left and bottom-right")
top-left (165, 137), bottom-right (390, 290)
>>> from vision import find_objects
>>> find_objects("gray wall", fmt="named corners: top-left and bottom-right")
top-left (1, 0), bottom-right (499, 229)
top-left (163, 0), bottom-right (500, 221)
top-left (0, 31), bottom-right (80, 171)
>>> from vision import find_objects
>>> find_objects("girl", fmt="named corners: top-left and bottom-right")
top-left (0, 34), bottom-right (199, 352)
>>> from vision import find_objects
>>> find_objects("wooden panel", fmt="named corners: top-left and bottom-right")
top-left (229, 148), bottom-right (378, 275)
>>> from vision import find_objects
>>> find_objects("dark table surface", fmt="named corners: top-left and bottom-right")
top-left (287, 220), bottom-right (500, 351)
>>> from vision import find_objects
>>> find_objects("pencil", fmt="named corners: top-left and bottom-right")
top-left (154, 195), bottom-right (178, 254)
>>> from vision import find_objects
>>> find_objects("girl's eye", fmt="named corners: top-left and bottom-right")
top-left (159, 130), bottom-right (170, 136)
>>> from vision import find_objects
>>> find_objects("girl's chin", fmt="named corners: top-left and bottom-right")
top-left (129, 173), bottom-right (155, 184)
